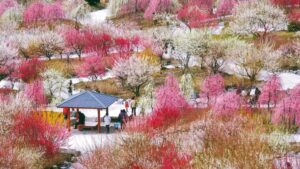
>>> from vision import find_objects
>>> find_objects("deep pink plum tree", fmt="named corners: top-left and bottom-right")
top-left (271, 0), bottom-right (300, 7)
top-left (114, 37), bottom-right (132, 59)
top-left (76, 55), bottom-right (106, 81)
top-left (15, 57), bottom-right (44, 83)
top-left (64, 28), bottom-right (87, 60)
top-left (258, 74), bottom-right (282, 110)
top-left (177, 0), bottom-right (214, 29)
top-left (84, 31), bottom-right (112, 57)
top-left (24, 80), bottom-right (47, 107)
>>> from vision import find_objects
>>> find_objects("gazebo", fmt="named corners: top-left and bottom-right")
top-left (57, 90), bottom-right (118, 133)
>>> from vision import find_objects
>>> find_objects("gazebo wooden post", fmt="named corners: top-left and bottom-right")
top-left (97, 109), bottom-right (101, 133)
top-left (67, 108), bottom-right (71, 132)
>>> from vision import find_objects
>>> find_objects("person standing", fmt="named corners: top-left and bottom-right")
top-left (104, 112), bottom-right (111, 133)
top-left (124, 99), bottom-right (129, 112)
top-left (131, 97), bottom-right (137, 116)
top-left (118, 109), bottom-right (128, 130)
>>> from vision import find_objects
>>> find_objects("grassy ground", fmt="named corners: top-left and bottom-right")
top-left (43, 59), bottom-right (81, 78)
top-left (110, 12), bottom-right (169, 29)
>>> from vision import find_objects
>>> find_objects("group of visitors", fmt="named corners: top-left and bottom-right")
top-left (236, 86), bottom-right (261, 105)
top-left (62, 97), bottom-right (138, 133)
top-left (124, 97), bottom-right (137, 116)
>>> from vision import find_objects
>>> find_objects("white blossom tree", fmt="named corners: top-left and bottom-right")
top-left (179, 73), bottom-right (194, 100)
top-left (0, 6), bottom-right (23, 31)
top-left (203, 38), bottom-right (235, 74)
top-left (42, 69), bottom-right (68, 105)
top-left (173, 29), bottom-right (210, 72)
top-left (230, 0), bottom-right (287, 39)
top-left (66, 0), bottom-right (92, 28)
top-left (0, 40), bottom-right (17, 68)
top-left (108, 0), bottom-right (128, 17)
top-left (138, 82), bottom-right (155, 115)
top-left (112, 56), bottom-right (159, 97)
top-left (0, 93), bottom-right (33, 135)
top-left (227, 40), bottom-right (281, 82)
top-left (38, 31), bottom-right (65, 60)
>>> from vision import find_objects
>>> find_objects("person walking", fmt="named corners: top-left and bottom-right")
top-left (124, 99), bottom-right (129, 112)
top-left (118, 109), bottom-right (128, 130)
top-left (131, 97), bottom-right (137, 116)
top-left (104, 112), bottom-right (111, 133)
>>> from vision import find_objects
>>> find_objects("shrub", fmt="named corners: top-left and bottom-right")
top-left (79, 134), bottom-right (191, 169)
top-left (24, 80), bottom-right (47, 107)
top-left (288, 21), bottom-right (300, 32)
top-left (147, 107), bottom-right (182, 129)
top-left (193, 116), bottom-right (287, 169)
top-left (12, 113), bottom-right (69, 157)
top-left (37, 111), bottom-right (65, 126)
top-left (0, 137), bottom-right (43, 169)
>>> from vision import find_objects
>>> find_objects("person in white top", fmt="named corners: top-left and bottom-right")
top-left (104, 112), bottom-right (111, 133)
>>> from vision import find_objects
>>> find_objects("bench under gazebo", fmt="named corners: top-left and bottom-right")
top-left (57, 90), bottom-right (118, 133)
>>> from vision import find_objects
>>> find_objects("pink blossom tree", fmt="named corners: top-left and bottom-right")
top-left (177, 0), bottom-right (214, 29)
top-left (0, 0), bottom-right (17, 16)
top-left (200, 74), bottom-right (225, 106)
top-left (84, 31), bottom-right (113, 57)
top-left (272, 96), bottom-right (300, 127)
top-left (121, 0), bottom-right (149, 14)
top-left (216, 0), bottom-right (237, 17)
top-left (258, 74), bottom-right (282, 110)
top-left (76, 55), bottom-right (106, 81)
top-left (290, 84), bottom-right (300, 96)
top-left (144, 0), bottom-right (172, 19)
top-left (212, 91), bottom-right (244, 116)
top-left (24, 80), bottom-right (47, 107)
top-left (154, 73), bottom-right (189, 110)
top-left (23, 2), bottom-right (65, 25)
top-left (15, 57), bottom-right (44, 83)
top-left (114, 37), bottom-right (132, 59)
top-left (64, 28), bottom-right (87, 60)
top-left (288, 10), bottom-right (300, 22)
top-left (271, 0), bottom-right (300, 7)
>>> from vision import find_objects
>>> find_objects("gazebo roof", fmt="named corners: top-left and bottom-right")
top-left (57, 90), bottom-right (118, 109)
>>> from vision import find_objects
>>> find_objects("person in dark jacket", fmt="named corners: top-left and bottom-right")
top-left (118, 109), bottom-right (128, 130)
top-left (75, 111), bottom-right (85, 129)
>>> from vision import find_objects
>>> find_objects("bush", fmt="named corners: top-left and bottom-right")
top-left (12, 113), bottom-right (69, 157)
top-left (79, 134), bottom-right (191, 169)
top-left (192, 116), bottom-right (288, 169)
top-left (147, 107), bottom-right (182, 129)
top-left (0, 137), bottom-right (43, 169)
top-left (37, 111), bottom-right (65, 126)
top-left (288, 22), bottom-right (300, 32)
